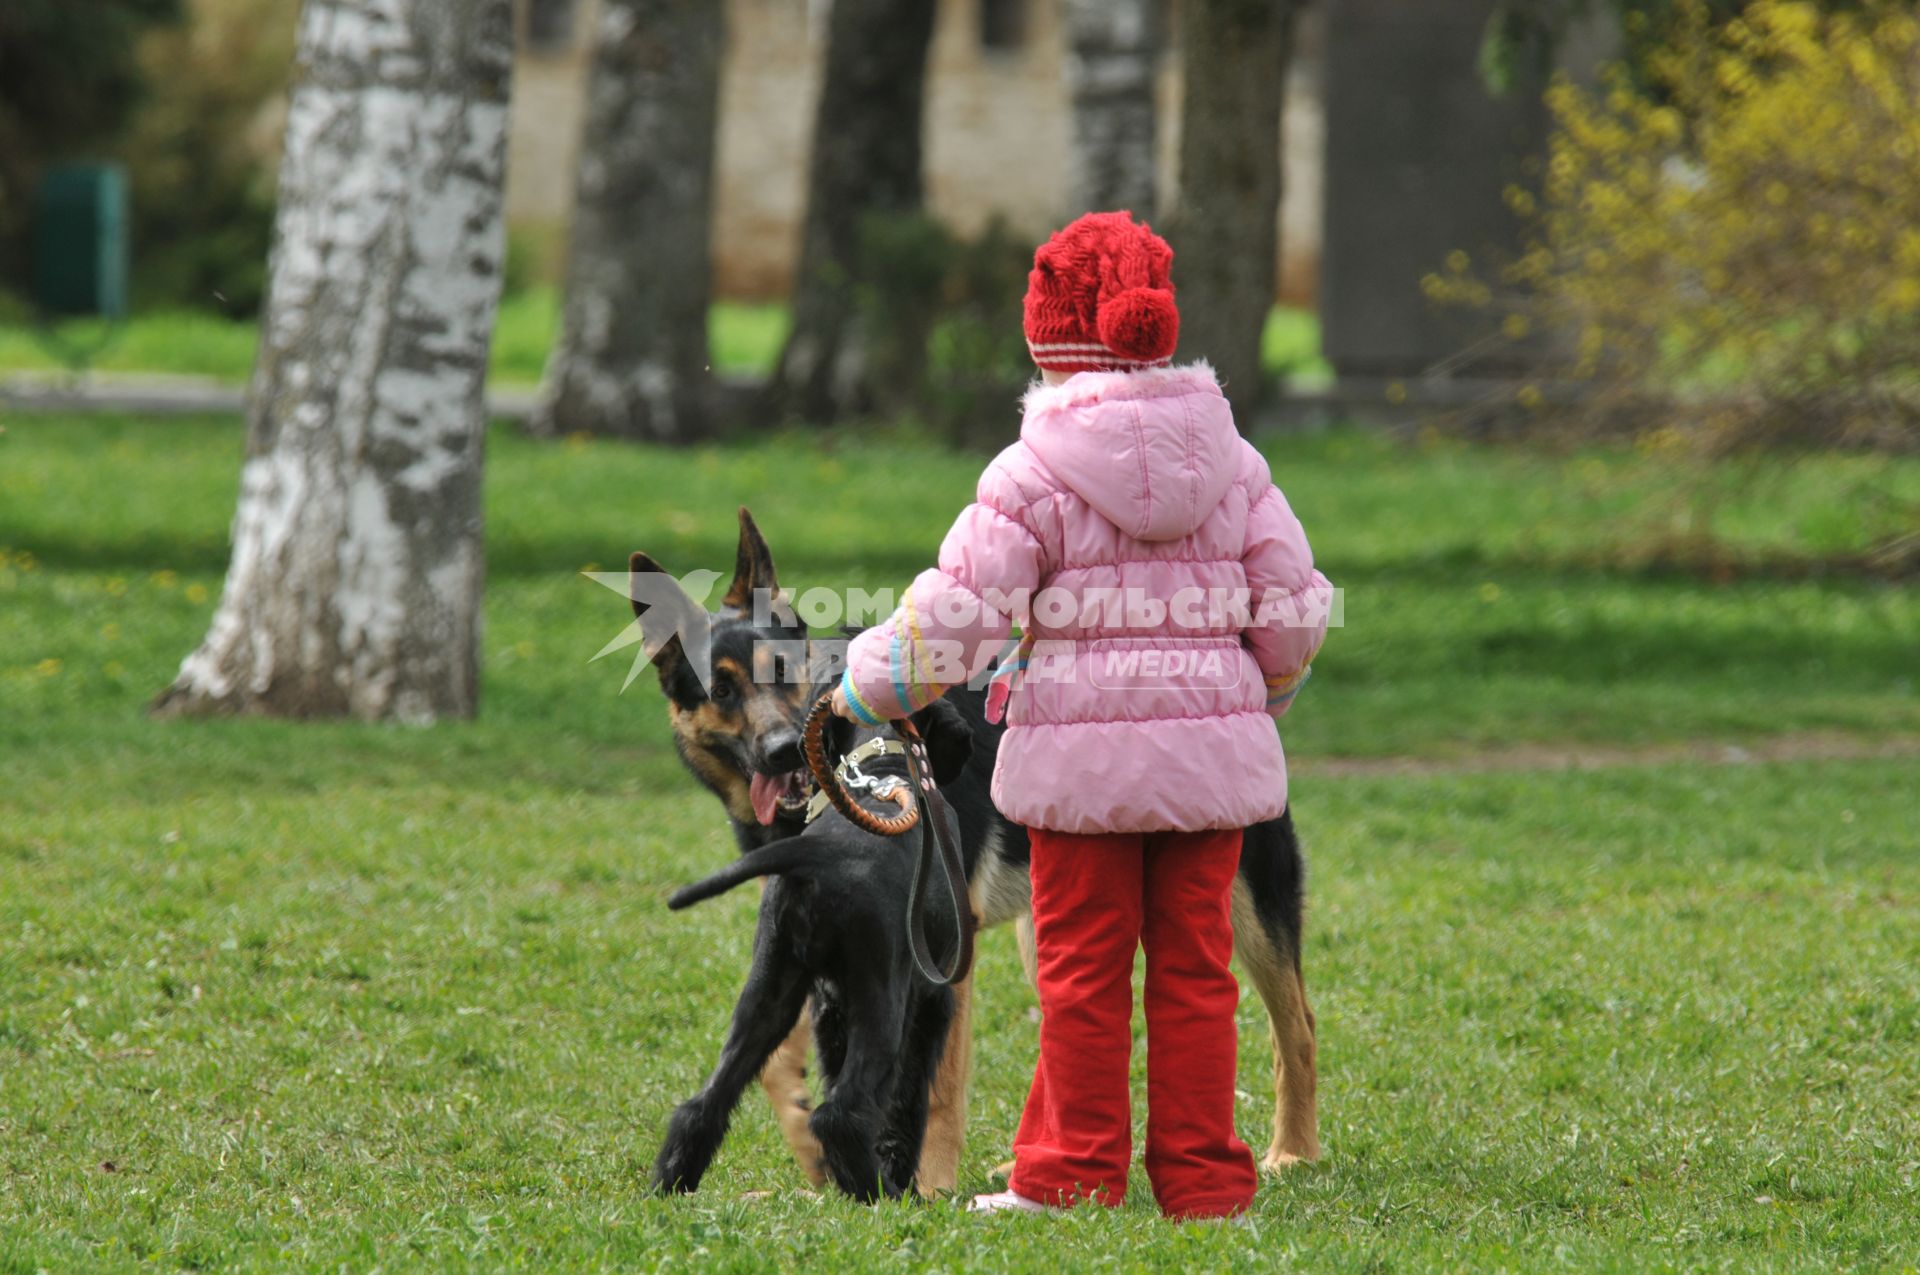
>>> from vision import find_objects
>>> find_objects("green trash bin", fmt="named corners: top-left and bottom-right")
top-left (34, 163), bottom-right (129, 319)
top-left (30, 163), bottom-right (130, 371)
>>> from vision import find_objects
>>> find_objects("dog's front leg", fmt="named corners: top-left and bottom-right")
top-left (915, 967), bottom-right (973, 1196)
top-left (654, 959), bottom-right (811, 1195)
top-left (760, 1005), bottom-right (826, 1187)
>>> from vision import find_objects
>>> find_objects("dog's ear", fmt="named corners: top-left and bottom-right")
top-left (628, 551), bottom-right (710, 697)
top-left (721, 507), bottom-right (781, 614)
top-left (909, 697), bottom-right (973, 787)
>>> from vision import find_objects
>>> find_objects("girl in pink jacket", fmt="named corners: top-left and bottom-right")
top-left (831, 212), bottom-right (1331, 1220)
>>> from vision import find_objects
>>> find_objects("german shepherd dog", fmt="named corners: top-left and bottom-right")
top-left (630, 510), bottom-right (1319, 1194)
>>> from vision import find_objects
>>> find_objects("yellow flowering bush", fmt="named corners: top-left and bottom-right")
top-left (1440, 0), bottom-right (1920, 452)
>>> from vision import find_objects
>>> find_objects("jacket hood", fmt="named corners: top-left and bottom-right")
top-left (1019, 362), bottom-right (1241, 541)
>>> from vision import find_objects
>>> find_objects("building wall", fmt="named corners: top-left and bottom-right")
top-left (506, 0), bottom-right (1323, 303)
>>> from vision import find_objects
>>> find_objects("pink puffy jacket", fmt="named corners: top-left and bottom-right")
top-left (841, 364), bottom-right (1332, 834)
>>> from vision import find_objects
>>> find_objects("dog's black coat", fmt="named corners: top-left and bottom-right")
top-left (652, 700), bottom-right (975, 1200)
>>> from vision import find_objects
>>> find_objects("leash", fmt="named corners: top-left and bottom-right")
top-left (802, 693), bottom-right (976, 987)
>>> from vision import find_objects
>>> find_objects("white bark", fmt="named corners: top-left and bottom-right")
top-left (156, 0), bottom-right (514, 723)
top-left (1063, 0), bottom-right (1160, 218)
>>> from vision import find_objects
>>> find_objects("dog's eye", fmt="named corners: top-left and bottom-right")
top-left (710, 680), bottom-right (736, 706)
top-left (772, 655), bottom-right (788, 685)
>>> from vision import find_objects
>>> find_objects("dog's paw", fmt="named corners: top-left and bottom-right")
top-left (650, 1146), bottom-right (704, 1195)
top-left (649, 1171), bottom-right (698, 1195)
top-left (1259, 1145), bottom-right (1319, 1173)
top-left (990, 1158), bottom-right (1017, 1182)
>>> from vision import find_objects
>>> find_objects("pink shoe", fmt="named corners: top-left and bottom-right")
top-left (967, 1189), bottom-right (1057, 1214)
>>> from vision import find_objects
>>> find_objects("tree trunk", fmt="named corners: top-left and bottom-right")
top-left (153, 0), bottom-right (513, 724)
top-left (532, 0), bottom-right (724, 442)
top-left (1165, 0), bottom-right (1295, 413)
top-left (769, 0), bottom-right (937, 424)
top-left (1063, 0), bottom-right (1160, 217)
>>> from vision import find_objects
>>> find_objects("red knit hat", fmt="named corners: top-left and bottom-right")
top-left (1023, 210), bottom-right (1179, 374)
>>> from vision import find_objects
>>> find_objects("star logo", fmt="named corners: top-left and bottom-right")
top-left (581, 567), bottom-right (722, 692)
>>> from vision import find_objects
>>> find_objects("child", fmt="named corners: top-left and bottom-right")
top-left (831, 211), bottom-right (1331, 1221)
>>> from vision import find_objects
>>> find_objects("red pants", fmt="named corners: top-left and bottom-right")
top-left (1008, 827), bottom-right (1257, 1219)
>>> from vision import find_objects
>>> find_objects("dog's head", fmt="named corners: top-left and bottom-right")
top-left (629, 508), bottom-right (817, 830)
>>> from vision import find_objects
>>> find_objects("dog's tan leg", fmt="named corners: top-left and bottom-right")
top-left (916, 968), bottom-right (973, 1196)
top-left (1262, 966), bottom-right (1320, 1169)
top-left (1232, 881), bottom-right (1321, 1170)
top-left (759, 1005), bottom-right (826, 1187)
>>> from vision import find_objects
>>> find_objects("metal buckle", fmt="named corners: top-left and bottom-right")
top-left (803, 734), bottom-right (911, 826)
top-left (840, 754), bottom-right (905, 802)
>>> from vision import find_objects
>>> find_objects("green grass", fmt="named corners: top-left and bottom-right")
top-left (1263, 305), bottom-right (1332, 383)
top-left (4, 417), bottom-right (1913, 759)
top-left (0, 293), bottom-right (791, 386)
top-left (0, 294), bottom-right (1327, 387)
top-left (0, 307), bottom-right (263, 383)
top-left (1, 416), bottom-right (1917, 1269)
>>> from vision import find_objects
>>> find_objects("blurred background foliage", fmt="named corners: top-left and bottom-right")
top-left (4, 0), bottom-right (1916, 506)
top-left (1431, 0), bottom-right (1920, 570)
top-left (1446, 2), bottom-right (1920, 449)
top-left (1480, 0), bottom-right (1888, 92)
top-left (0, 0), bottom-right (183, 295)
top-left (0, 0), bottom-right (292, 316)
top-left (119, 0), bottom-right (297, 315)
top-left (851, 212), bottom-right (1035, 449)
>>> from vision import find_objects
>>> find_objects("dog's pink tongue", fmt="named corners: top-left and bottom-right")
top-left (750, 773), bottom-right (781, 826)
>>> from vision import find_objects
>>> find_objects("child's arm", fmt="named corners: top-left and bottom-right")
top-left (1242, 477), bottom-right (1332, 720)
top-left (838, 470), bottom-right (1045, 724)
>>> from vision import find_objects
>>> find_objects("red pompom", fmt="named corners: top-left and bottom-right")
top-left (1096, 287), bottom-right (1180, 362)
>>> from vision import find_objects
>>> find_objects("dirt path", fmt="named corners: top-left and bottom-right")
top-left (1293, 730), bottom-right (1920, 779)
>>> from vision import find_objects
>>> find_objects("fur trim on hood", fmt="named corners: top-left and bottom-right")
top-left (1019, 360), bottom-right (1221, 417)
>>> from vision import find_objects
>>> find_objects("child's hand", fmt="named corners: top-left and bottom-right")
top-left (829, 684), bottom-right (857, 721)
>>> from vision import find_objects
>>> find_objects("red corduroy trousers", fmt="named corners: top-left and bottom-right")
top-left (1007, 827), bottom-right (1258, 1219)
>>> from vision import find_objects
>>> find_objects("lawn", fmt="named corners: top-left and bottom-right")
top-left (1, 414), bottom-right (1916, 1270)
top-left (0, 293), bottom-right (790, 387)
top-left (0, 293), bottom-right (1332, 387)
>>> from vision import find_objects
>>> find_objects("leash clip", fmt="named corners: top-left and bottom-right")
top-left (840, 754), bottom-right (905, 802)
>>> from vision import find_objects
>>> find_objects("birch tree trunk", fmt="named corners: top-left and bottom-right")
top-left (153, 0), bottom-right (513, 724)
top-left (1063, 0), bottom-right (1160, 217)
top-left (1165, 0), bottom-right (1296, 412)
top-left (532, 0), bottom-right (724, 442)
top-left (768, 0), bottom-right (937, 424)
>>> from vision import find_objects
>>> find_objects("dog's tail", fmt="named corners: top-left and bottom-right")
top-left (668, 839), bottom-right (839, 910)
